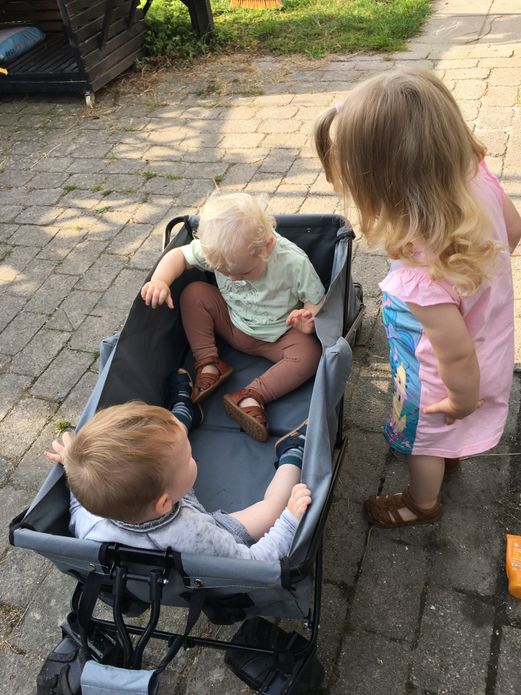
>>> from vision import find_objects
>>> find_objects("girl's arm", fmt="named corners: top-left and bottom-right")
top-left (407, 303), bottom-right (482, 424)
top-left (141, 248), bottom-right (191, 309)
top-left (504, 195), bottom-right (521, 254)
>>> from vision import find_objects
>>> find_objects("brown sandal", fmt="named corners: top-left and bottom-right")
top-left (192, 357), bottom-right (233, 403)
top-left (364, 486), bottom-right (441, 528)
top-left (223, 387), bottom-right (269, 442)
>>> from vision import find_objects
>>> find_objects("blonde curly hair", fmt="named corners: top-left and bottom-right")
top-left (314, 68), bottom-right (499, 296)
top-left (197, 192), bottom-right (275, 274)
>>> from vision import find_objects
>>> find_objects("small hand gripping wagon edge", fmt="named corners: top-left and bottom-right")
top-left (9, 212), bottom-right (364, 695)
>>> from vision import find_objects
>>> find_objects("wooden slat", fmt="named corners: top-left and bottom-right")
top-left (68, 0), bottom-right (132, 28)
top-left (73, 3), bottom-right (142, 46)
top-left (79, 15), bottom-right (141, 58)
top-left (0, 0), bottom-right (64, 32)
top-left (86, 28), bottom-right (143, 77)
top-left (2, 0), bottom-right (63, 8)
top-left (90, 38), bottom-right (143, 91)
top-left (1, 34), bottom-right (79, 75)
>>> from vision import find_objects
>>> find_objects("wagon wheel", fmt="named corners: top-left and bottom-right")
top-left (85, 92), bottom-right (95, 108)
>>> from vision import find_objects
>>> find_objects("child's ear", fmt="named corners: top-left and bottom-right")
top-left (154, 492), bottom-right (172, 517)
top-left (266, 234), bottom-right (276, 253)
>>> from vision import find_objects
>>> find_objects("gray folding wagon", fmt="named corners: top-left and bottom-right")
top-left (9, 212), bottom-right (364, 694)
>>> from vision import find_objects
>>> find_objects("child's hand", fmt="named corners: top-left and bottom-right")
top-left (286, 309), bottom-right (315, 334)
top-left (287, 483), bottom-right (312, 520)
top-left (43, 431), bottom-right (73, 465)
top-left (423, 397), bottom-right (484, 425)
top-left (141, 280), bottom-right (174, 309)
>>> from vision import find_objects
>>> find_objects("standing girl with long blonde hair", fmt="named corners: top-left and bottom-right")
top-left (315, 68), bottom-right (521, 527)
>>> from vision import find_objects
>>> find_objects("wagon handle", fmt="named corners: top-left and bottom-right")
top-left (163, 215), bottom-right (193, 250)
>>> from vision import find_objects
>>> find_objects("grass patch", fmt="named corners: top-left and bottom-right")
top-left (145, 0), bottom-right (431, 62)
top-left (63, 184), bottom-right (78, 193)
top-left (95, 206), bottom-right (110, 213)
top-left (142, 170), bottom-right (158, 180)
top-left (55, 419), bottom-right (71, 432)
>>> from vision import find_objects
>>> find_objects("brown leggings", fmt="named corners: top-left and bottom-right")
top-left (180, 282), bottom-right (321, 403)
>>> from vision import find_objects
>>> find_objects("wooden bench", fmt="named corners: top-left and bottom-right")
top-left (0, 0), bottom-right (214, 102)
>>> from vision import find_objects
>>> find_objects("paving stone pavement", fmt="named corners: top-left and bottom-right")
top-left (1, 1), bottom-right (521, 693)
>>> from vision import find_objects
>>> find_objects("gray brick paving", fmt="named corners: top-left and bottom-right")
top-left (411, 587), bottom-right (494, 693)
top-left (0, 1), bottom-right (521, 693)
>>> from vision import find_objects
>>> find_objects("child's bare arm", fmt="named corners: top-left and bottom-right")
top-left (504, 195), bottom-right (521, 254)
top-left (286, 297), bottom-right (325, 334)
top-left (407, 303), bottom-right (482, 424)
top-left (141, 248), bottom-right (191, 309)
top-left (43, 431), bottom-right (74, 465)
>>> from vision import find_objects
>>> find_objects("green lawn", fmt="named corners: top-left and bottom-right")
top-left (145, 0), bottom-right (432, 62)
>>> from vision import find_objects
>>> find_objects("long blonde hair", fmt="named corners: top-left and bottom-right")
top-left (314, 68), bottom-right (498, 296)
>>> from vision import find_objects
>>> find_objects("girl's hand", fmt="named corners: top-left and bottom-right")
top-left (423, 397), bottom-right (484, 425)
top-left (141, 280), bottom-right (174, 309)
top-left (287, 483), bottom-right (312, 520)
top-left (286, 309), bottom-right (315, 334)
top-left (43, 431), bottom-right (74, 465)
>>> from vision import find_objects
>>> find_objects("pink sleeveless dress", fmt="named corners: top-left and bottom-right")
top-left (379, 161), bottom-right (514, 458)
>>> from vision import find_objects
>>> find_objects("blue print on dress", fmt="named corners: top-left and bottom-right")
top-left (381, 292), bottom-right (423, 454)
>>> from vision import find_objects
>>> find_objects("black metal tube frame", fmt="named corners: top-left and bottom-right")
top-left (72, 545), bottom-right (323, 692)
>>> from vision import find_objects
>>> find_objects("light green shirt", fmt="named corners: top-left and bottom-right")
top-left (181, 232), bottom-right (325, 342)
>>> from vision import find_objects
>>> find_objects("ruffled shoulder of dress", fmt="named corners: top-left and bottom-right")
top-left (379, 266), bottom-right (459, 307)
top-left (478, 159), bottom-right (505, 203)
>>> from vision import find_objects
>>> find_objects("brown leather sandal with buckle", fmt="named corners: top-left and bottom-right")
top-left (364, 486), bottom-right (441, 528)
top-left (223, 387), bottom-right (269, 442)
top-left (192, 356), bottom-right (233, 403)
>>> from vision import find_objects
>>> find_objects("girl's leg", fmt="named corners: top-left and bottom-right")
top-left (229, 464), bottom-right (301, 540)
top-left (365, 454), bottom-right (444, 526)
top-left (223, 330), bottom-right (319, 440)
top-left (245, 329), bottom-right (321, 404)
top-left (179, 282), bottom-right (233, 364)
top-left (397, 454), bottom-right (445, 522)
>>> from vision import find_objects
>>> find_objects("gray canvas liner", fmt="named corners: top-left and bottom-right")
top-left (11, 214), bottom-right (357, 622)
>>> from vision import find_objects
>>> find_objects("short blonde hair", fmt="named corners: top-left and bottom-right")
top-left (197, 192), bottom-right (275, 274)
top-left (314, 68), bottom-right (498, 296)
top-left (64, 402), bottom-right (185, 524)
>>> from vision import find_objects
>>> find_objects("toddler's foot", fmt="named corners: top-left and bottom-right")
top-left (274, 420), bottom-right (307, 468)
top-left (223, 387), bottom-right (268, 442)
top-left (193, 357), bottom-right (233, 403)
top-left (171, 369), bottom-right (203, 431)
top-left (364, 487), bottom-right (441, 528)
